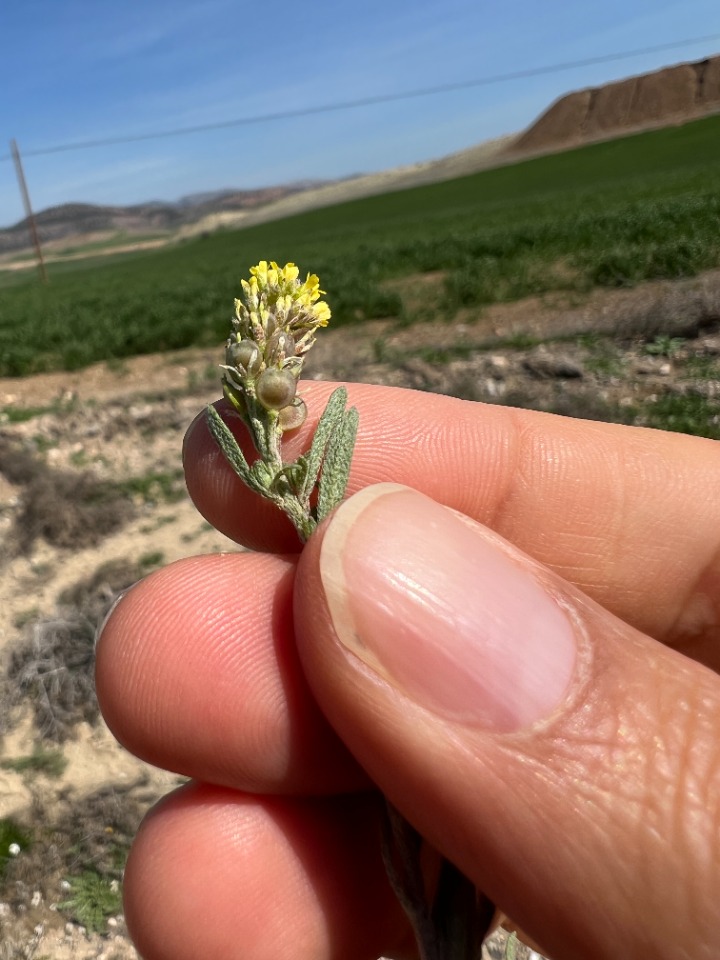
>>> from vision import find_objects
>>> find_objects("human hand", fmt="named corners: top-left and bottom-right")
top-left (96, 381), bottom-right (720, 960)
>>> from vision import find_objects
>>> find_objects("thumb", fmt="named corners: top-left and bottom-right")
top-left (294, 483), bottom-right (720, 960)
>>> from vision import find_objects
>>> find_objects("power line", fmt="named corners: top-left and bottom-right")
top-left (3, 33), bottom-right (720, 162)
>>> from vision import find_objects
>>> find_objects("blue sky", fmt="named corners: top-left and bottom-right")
top-left (1, 0), bottom-right (719, 227)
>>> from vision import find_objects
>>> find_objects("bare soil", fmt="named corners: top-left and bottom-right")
top-left (0, 273), bottom-right (718, 959)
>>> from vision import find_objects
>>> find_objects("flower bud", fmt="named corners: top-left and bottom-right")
top-left (278, 398), bottom-right (307, 432)
top-left (226, 339), bottom-right (262, 375)
top-left (266, 331), bottom-right (296, 364)
top-left (256, 368), bottom-right (297, 410)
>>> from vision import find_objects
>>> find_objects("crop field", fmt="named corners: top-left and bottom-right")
top-left (1, 114), bottom-right (720, 378)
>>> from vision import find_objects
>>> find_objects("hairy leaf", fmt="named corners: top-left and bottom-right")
top-left (205, 405), bottom-right (266, 494)
top-left (300, 387), bottom-right (349, 504)
top-left (316, 405), bottom-right (359, 521)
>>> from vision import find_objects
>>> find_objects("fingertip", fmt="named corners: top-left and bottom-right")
top-left (96, 553), bottom-right (365, 794)
top-left (124, 783), bottom-right (407, 960)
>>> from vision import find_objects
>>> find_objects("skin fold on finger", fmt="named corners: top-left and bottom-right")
top-left (294, 507), bottom-right (720, 960)
top-left (184, 382), bottom-right (720, 665)
top-left (95, 552), bottom-right (367, 795)
top-left (124, 782), bottom-right (412, 960)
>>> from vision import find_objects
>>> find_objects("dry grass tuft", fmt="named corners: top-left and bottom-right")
top-left (4, 560), bottom-right (145, 741)
top-left (0, 435), bottom-right (135, 556)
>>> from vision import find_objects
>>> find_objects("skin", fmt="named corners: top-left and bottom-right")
top-left (96, 381), bottom-right (720, 960)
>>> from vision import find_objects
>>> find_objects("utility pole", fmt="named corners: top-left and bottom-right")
top-left (10, 139), bottom-right (48, 284)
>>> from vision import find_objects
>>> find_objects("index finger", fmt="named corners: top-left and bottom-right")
top-left (184, 381), bottom-right (720, 662)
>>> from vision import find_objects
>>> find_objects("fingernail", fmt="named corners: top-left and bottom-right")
top-left (320, 484), bottom-right (577, 732)
top-left (94, 582), bottom-right (140, 649)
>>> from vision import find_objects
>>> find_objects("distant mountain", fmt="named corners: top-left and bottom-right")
top-left (175, 182), bottom-right (329, 209)
top-left (0, 183), bottom-right (330, 255)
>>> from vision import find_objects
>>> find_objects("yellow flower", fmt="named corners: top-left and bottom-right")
top-left (250, 261), bottom-right (298, 294)
top-left (249, 260), bottom-right (271, 287)
top-left (312, 300), bottom-right (331, 326)
top-left (240, 261), bottom-right (331, 330)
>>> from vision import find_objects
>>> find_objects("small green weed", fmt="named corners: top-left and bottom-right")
top-left (31, 435), bottom-right (57, 454)
top-left (139, 550), bottom-right (165, 569)
top-left (0, 393), bottom-right (80, 424)
top-left (58, 870), bottom-right (122, 932)
top-left (139, 513), bottom-right (177, 533)
top-left (69, 449), bottom-right (89, 467)
top-left (112, 469), bottom-right (185, 504)
top-left (581, 340), bottom-right (624, 377)
top-left (644, 335), bottom-right (686, 357)
top-left (1, 748), bottom-right (67, 778)
top-left (180, 520), bottom-right (214, 543)
top-left (643, 393), bottom-right (720, 439)
top-left (682, 354), bottom-right (720, 379)
top-left (0, 405), bottom-right (54, 424)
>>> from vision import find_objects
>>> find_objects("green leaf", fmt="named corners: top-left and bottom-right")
top-left (316, 405), bottom-right (358, 521)
top-left (299, 387), bottom-right (349, 503)
top-left (206, 405), bottom-right (263, 493)
top-left (270, 458), bottom-right (308, 496)
top-left (250, 459), bottom-right (273, 487)
top-left (222, 381), bottom-right (248, 422)
top-left (504, 932), bottom-right (518, 960)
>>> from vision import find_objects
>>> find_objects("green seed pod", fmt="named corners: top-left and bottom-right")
top-left (266, 331), bottom-right (296, 364)
top-left (278, 398), bottom-right (307, 432)
top-left (256, 368), bottom-right (297, 410)
top-left (226, 339), bottom-right (262, 375)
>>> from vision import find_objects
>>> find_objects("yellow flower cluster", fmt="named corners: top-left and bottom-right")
top-left (222, 261), bottom-right (333, 424)
top-left (235, 261), bottom-right (331, 338)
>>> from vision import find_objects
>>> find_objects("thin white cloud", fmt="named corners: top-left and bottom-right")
top-left (70, 0), bottom-right (241, 62)
top-left (45, 157), bottom-right (173, 197)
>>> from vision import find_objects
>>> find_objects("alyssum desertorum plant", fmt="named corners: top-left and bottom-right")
top-left (206, 262), bottom-right (496, 960)
top-left (206, 260), bottom-right (358, 542)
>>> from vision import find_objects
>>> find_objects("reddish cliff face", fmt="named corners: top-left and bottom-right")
top-left (513, 55), bottom-right (720, 153)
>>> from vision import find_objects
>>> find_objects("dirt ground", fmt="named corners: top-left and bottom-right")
top-left (0, 271), bottom-right (718, 959)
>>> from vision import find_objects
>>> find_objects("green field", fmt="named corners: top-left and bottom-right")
top-left (1, 114), bottom-right (720, 377)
